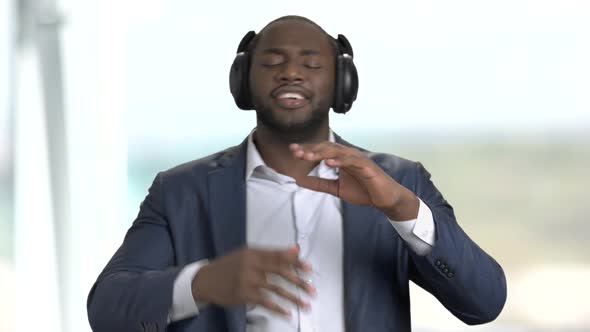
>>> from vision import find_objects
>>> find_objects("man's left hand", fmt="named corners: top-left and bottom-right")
top-left (290, 142), bottom-right (419, 221)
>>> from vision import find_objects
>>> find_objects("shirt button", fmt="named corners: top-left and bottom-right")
top-left (447, 272), bottom-right (454, 278)
top-left (435, 260), bottom-right (442, 266)
top-left (443, 268), bottom-right (449, 273)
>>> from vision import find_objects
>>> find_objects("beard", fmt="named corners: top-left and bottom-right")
top-left (253, 97), bottom-right (330, 143)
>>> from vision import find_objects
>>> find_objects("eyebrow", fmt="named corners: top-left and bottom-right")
top-left (261, 48), bottom-right (321, 56)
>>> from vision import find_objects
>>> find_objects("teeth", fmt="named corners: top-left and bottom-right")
top-left (278, 92), bottom-right (304, 99)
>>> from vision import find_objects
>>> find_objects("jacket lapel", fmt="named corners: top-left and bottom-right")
top-left (337, 133), bottom-right (381, 332)
top-left (207, 138), bottom-right (248, 332)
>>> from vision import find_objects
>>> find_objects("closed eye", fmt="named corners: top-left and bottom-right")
top-left (303, 56), bottom-right (323, 69)
top-left (261, 62), bottom-right (283, 67)
top-left (259, 56), bottom-right (285, 67)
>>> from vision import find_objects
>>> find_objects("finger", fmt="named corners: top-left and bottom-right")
top-left (291, 141), bottom-right (343, 151)
top-left (256, 247), bottom-right (312, 272)
top-left (291, 143), bottom-right (341, 161)
top-left (293, 144), bottom-right (369, 173)
top-left (261, 297), bottom-right (293, 317)
top-left (307, 142), bottom-right (344, 154)
top-left (260, 265), bottom-right (317, 296)
top-left (325, 158), bottom-right (339, 167)
top-left (290, 142), bottom-right (341, 160)
top-left (295, 176), bottom-right (339, 197)
top-left (336, 153), bottom-right (369, 171)
top-left (261, 281), bottom-right (311, 310)
top-left (255, 249), bottom-right (315, 296)
top-left (289, 143), bottom-right (306, 159)
top-left (249, 290), bottom-right (292, 317)
top-left (289, 142), bottom-right (333, 152)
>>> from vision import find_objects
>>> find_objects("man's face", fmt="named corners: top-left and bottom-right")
top-left (249, 20), bottom-right (335, 135)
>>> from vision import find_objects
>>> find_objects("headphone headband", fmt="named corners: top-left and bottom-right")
top-left (336, 34), bottom-right (354, 57)
top-left (229, 30), bottom-right (359, 114)
top-left (237, 30), bottom-right (256, 53)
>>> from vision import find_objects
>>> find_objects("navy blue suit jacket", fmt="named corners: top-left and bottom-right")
top-left (87, 135), bottom-right (507, 332)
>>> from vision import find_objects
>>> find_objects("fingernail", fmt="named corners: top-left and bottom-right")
top-left (301, 303), bottom-right (311, 312)
top-left (308, 285), bottom-right (317, 297)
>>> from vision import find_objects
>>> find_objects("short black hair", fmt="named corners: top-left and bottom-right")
top-left (246, 15), bottom-right (339, 57)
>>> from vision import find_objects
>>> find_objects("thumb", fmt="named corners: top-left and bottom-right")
top-left (296, 175), bottom-right (339, 197)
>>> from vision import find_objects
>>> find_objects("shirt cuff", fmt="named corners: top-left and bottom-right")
top-left (388, 198), bottom-right (436, 256)
top-left (168, 259), bottom-right (209, 323)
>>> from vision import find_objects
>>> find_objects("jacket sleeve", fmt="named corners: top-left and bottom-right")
top-left (407, 162), bottom-right (507, 325)
top-left (87, 173), bottom-right (181, 332)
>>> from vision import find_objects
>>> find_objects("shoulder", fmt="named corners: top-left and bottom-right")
top-left (366, 148), bottom-right (434, 196)
top-left (155, 138), bottom-right (246, 187)
top-left (336, 134), bottom-right (419, 175)
top-left (336, 135), bottom-right (426, 188)
top-left (367, 150), bottom-right (417, 174)
top-left (367, 150), bottom-right (426, 187)
top-left (165, 146), bottom-right (236, 176)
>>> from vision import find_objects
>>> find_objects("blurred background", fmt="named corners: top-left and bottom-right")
top-left (1, 0), bottom-right (589, 331)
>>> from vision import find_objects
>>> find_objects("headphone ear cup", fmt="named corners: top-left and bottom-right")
top-left (230, 31), bottom-right (257, 110)
top-left (333, 54), bottom-right (359, 114)
top-left (229, 52), bottom-right (253, 110)
top-left (332, 35), bottom-right (359, 114)
top-left (340, 55), bottom-right (358, 112)
top-left (333, 55), bottom-right (345, 114)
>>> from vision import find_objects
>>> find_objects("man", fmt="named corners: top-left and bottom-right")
top-left (87, 15), bottom-right (506, 332)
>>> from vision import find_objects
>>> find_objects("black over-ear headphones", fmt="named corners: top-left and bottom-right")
top-left (229, 30), bottom-right (359, 114)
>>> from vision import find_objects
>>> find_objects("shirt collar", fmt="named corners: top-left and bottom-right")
top-left (245, 129), bottom-right (338, 181)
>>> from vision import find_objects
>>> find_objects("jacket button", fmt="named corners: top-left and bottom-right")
top-left (440, 264), bottom-right (447, 269)
top-left (448, 272), bottom-right (454, 278)
top-left (435, 260), bottom-right (442, 266)
top-left (443, 268), bottom-right (449, 273)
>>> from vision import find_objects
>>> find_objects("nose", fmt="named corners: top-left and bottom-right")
top-left (277, 61), bottom-right (303, 83)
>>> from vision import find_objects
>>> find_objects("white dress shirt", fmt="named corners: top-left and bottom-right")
top-left (168, 130), bottom-right (436, 331)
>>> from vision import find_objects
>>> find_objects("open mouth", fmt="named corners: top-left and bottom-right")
top-left (274, 91), bottom-right (308, 109)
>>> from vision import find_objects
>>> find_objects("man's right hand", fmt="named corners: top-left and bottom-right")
top-left (191, 246), bottom-right (315, 317)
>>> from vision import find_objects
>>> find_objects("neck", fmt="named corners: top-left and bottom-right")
top-left (253, 123), bottom-right (330, 179)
